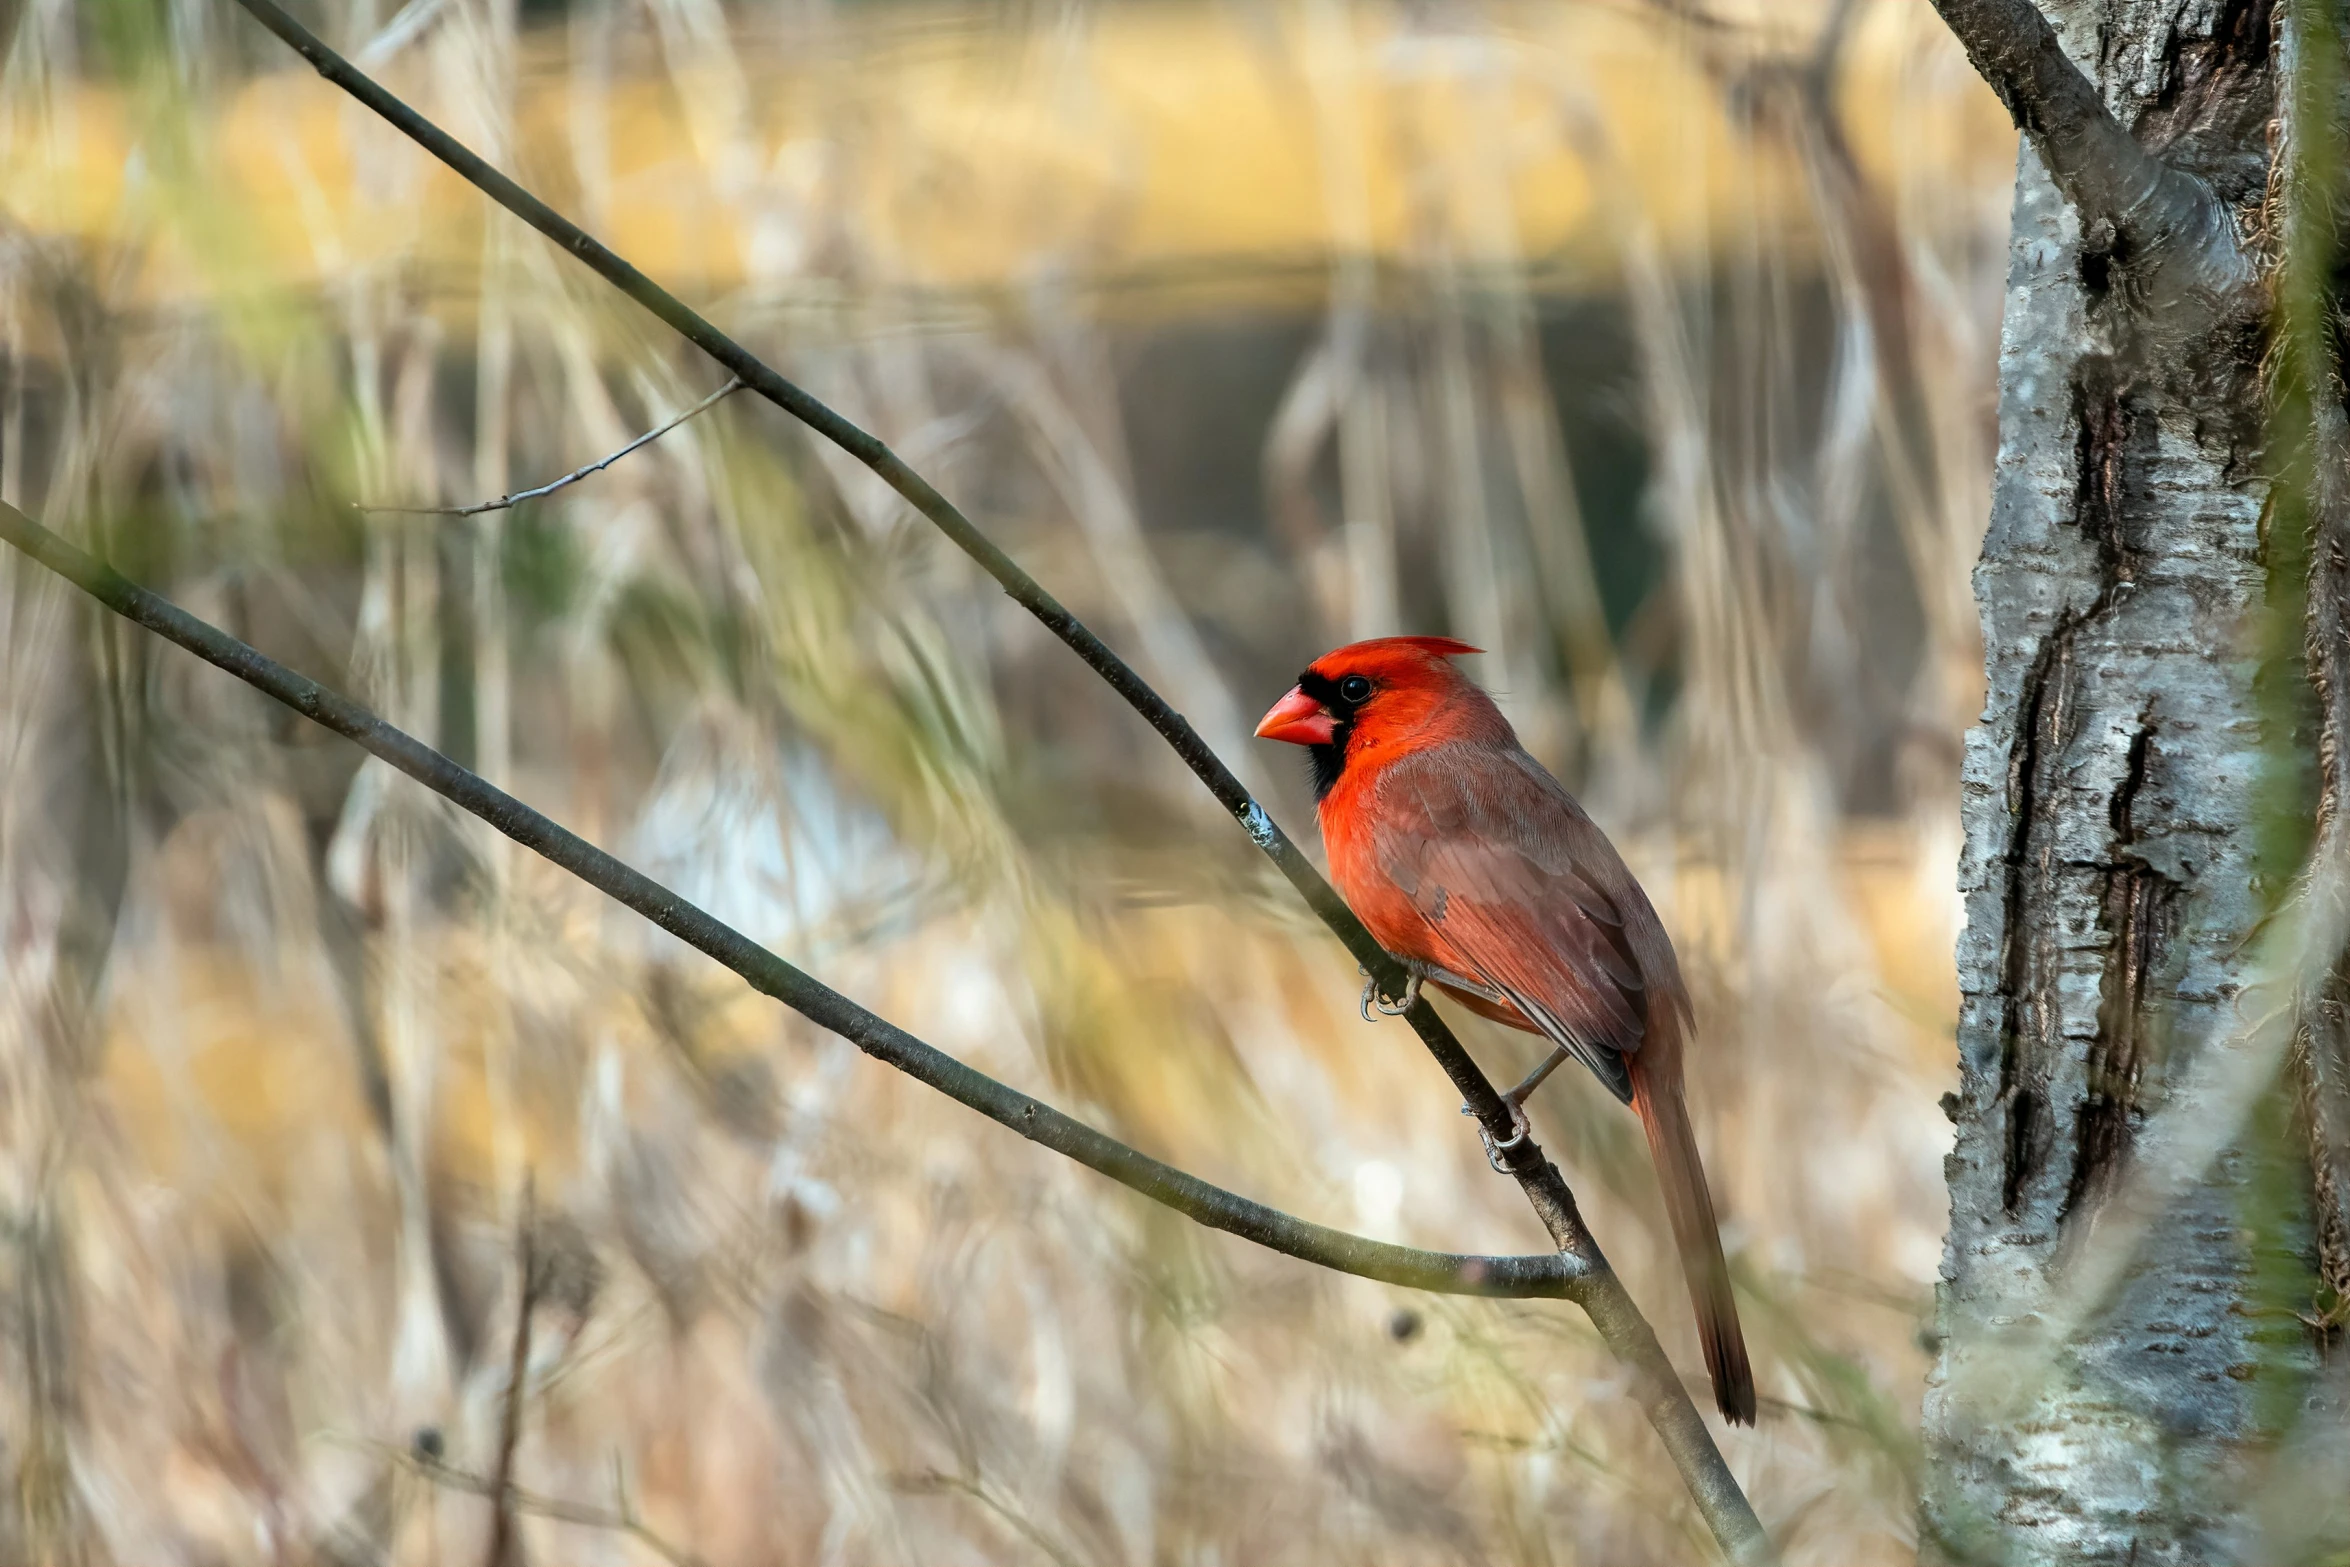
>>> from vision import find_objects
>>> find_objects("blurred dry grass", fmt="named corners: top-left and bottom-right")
top-left (1, 0), bottom-right (2006, 1562)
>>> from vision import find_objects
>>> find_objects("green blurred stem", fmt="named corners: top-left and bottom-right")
top-left (0, 497), bottom-right (1580, 1308)
top-left (2273, 0), bottom-right (2350, 1327)
top-left (216, 6), bottom-right (1777, 1556)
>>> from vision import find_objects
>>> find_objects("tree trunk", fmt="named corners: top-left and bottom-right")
top-left (1922, 0), bottom-right (2338, 1560)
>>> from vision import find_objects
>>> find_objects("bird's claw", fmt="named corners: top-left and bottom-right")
top-left (1463, 1098), bottom-right (1534, 1174)
top-left (1359, 968), bottom-right (1421, 1021)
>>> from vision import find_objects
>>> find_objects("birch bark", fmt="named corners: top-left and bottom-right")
top-left (1921, 0), bottom-right (2340, 1559)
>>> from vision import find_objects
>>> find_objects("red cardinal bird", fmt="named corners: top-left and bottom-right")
top-left (1255, 635), bottom-right (1755, 1425)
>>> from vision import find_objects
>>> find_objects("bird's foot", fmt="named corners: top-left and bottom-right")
top-left (1463, 1097), bottom-right (1534, 1174)
top-left (1358, 968), bottom-right (1422, 1021)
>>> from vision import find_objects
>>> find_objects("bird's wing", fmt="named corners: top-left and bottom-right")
top-left (1369, 747), bottom-right (1681, 1104)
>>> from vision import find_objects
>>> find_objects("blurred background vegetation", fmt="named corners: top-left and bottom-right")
top-left (0, 0), bottom-right (2012, 1561)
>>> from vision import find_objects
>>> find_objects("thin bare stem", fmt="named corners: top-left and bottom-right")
top-left (483, 1178), bottom-right (537, 1567)
top-left (892, 1472), bottom-right (1089, 1567)
top-left (357, 376), bottom-right (742, 516)
top-left (399, 1451), bottom-right (708, 1567)
top-left (221, 0), bottom-right (1574, 1230)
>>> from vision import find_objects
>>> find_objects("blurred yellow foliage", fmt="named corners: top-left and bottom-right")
top-left (2, 1), bottom-right (2011, 309)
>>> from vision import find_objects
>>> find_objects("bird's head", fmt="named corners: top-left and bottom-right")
top-left (1253, 636), bottom-right (1507, 798)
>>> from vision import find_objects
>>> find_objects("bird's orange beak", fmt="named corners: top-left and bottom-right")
top-left (1254, 685), bottom-right (1337, 746)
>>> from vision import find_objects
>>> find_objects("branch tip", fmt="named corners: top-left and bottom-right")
top-left (356, 376), bottom-right (742, 517)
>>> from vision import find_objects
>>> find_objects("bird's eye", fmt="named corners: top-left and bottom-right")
top-left (1338, 675), bottom-right (1373, 704)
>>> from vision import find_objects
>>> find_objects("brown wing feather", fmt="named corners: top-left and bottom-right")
top-left (1355, 743), bottom-right (1754, 1423)
top-left (1368, 747), bottom-right (1688, 1104)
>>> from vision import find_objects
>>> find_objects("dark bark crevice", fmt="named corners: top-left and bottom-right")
top-left (2137, 0), bottom-right (2277, 203)
top-left (2071, 355), bottom-right (2155, 581)
top-left (1996, 615), bottom-right (2084, 1216)
top-left (2061, 721), bottom-right (2183, 1234)
top-left (2003, 1086), bottom-right (2058, 1217)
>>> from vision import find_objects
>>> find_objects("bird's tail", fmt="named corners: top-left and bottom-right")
top-left (1629, 1044), bottom-right (1756, 1426)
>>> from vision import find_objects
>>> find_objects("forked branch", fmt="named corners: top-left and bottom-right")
top-left (199, 5), bottom-right (1768, 1557)
top-left (1925, 0), bottom-right (2250, 298)
top-left (7, 487), bottom-right (1789, 1540)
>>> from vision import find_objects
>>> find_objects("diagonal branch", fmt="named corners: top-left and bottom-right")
top-left (214, 8), bottom-right (1771, 1557)
top-left (224, 0), bottom-right (1547, 1219)
top-left (1926, 0), bottom-right (2250, 296)
top-left (0, 498), bottom-right (1582, 1308)
top-left (356, 376), bottom-right (743, 517)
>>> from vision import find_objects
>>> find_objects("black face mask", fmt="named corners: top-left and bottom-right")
top-left (1295, 669), bottom-right (1372, 801)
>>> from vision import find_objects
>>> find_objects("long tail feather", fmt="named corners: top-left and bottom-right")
top-left (1628, 1044), bottom-right (1755, 1426)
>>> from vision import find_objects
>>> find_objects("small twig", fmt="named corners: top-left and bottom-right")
top-left (357, 377), bottom-right (742, 517)
top-left (396, 1450), bottom-right (707, 1567)
top-left (483, 1177), bottom-right (538, 1567)
top-left (892, 1471), bottom-right (1088, 1567)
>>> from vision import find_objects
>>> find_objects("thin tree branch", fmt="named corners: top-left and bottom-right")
top-left (0, 498), bottom-right (1585, 1310)
top-left (357, 377), bottom-right (742, 517)
top-left (483, 1179), bottom-right (538, 1567)
top-left (891, 1471), bottom-right (1089, 1567)
top-left (396, 1450), bottom-right (708, 1567)
top-left (1924, 0), bottom-right (2250, 296)
top-left (203, 9), bottom-right (1767, 1556)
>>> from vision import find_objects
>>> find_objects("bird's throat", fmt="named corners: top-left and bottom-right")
top-left (1308, 739), bottom-right (1346, 801)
